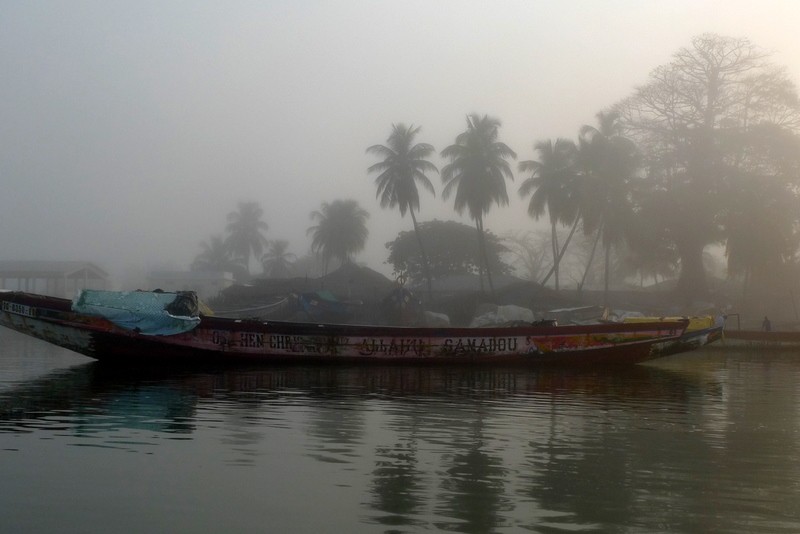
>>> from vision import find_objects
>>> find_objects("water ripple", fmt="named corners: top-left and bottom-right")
top-left (2, 332), bottom-right (800, 533)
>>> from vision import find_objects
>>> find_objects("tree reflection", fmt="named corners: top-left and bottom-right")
top-left (371, 439), bottom-right (425, 528)
top-left (519, 367), bottom-right (720, 532)
top-left (437, 442), bottom-right (508, 532)
top-left (7, 352), bottom-right (767, 532)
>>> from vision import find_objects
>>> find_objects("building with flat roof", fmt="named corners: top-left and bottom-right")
top-left (0, 261), bottom-right (109, 298)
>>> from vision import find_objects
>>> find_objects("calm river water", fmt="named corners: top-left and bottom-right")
top-left (2, 328), bottom-right (800, 533)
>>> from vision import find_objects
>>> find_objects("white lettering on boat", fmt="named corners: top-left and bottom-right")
top-left (2, 302), bottom-right (37, 318)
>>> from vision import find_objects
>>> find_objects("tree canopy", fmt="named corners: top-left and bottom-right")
top-left (308, 199), bottom-right (370, 272)
top-left (190, 34), bottom-right (800, 314)
top-left (224, 201), bottom-right (269, 275)
top-left (367, 123), bottom-right (437, 217)
top-left (261, 239), bottom-right (297, 278)
top-left (386, 219), bottom-right (512, 283)
top-left (616, 33), bottom-right (800, 299)
top-left (441, 114), bottom-right (516, 293)
top-left (191, 235), bottom-right (247, 281)
top-left (518, 138), bottom-right (579, 291)
top-left (368, 123), bottom-right (438, 299)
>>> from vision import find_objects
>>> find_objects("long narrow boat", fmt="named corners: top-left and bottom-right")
top-left (624, 316), bottom-right (724, 356)
top-left (0, 290), bottom-right (690, 365)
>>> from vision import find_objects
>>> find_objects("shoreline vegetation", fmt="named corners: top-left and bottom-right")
top-left (192, 34), bottom-right (800, 330)
top-left (209, 263), bottom-right (783, 331)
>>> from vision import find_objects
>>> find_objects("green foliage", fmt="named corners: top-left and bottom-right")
top-left (441, 114), bottom-right (516, 220)
top-left (308, 199), bottom-right (369, 271)
top-left (386, 220), bottom-right (512, 283)
top-left (368, 123), bottom-right (438, 297)
top-left (441, 114), bottom-right (516, 293)
top-left (367, 123), bottom-right (437, 216)
top-left (518, 138), bottom-right (580, 290)
top-left (225, 201), bottom-right (269, 274)
top-left (519, 138), bottom-right (579, 225)
top-left (191, 235), bottom-right (247, 281)
top-left (261, 239), bottom-right (297, 278)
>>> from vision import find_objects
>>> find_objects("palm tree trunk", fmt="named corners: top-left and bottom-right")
top-left (474, 220), bottom-right (485, 293)
top-left (476, 217), bottom-right (495, 296)
top-left (410, 210), bottom-right (433, 303)
top-left (540, 214), bottom-right (581, 288)
top-left (603, 241), bottom-right (611, 307)
top-left (482, 228), bottom-right (496, 296)
top-left (579, 221), bottom-right (604, 292)
top-left (551, 222), bottom-right (559, 291)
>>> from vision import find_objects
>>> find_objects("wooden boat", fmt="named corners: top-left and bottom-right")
top-left (623, 316), bottom-right (724, 356)
top-left (0, 290), bottom-right (690, 365)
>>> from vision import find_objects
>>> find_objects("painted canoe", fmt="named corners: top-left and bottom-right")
top-left (0, 290), bottom-right (690, 365)
top-left (624, 316), bottom-right (724, 356)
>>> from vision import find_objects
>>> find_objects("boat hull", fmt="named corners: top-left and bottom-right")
top-left (1, 291), bottom-right (688, 365)
top-left (652, 325), bottom-right (724, 356)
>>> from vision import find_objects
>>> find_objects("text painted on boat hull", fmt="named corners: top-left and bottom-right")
top-left (208, 330), bottom-right (530, 358)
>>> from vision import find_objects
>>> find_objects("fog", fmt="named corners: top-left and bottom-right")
top-left (2, 1), bottom-right (799, 283)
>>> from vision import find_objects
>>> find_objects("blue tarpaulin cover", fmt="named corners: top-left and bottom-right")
top-left (72, 290), bottom-right (201, 336)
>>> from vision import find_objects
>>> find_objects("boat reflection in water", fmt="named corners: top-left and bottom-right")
top-left (0, 361), bottom-right (715, 438)
top-left (4, 351), bottom-right (798, 533)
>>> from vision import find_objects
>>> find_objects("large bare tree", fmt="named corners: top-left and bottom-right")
top-left (616, 34), bottom-right (800, 300)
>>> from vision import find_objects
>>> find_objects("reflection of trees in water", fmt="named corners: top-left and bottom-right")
top-left (519, 368), bottom-right (721, 532)
top-left (4, 356), bottom-right (751, 531)
top-left (368, 393), bottom-right (512, 533)
top-left (297, 369), bottom-right (371, 464)
top-left (524, 411), bottom-right (639, 532)
top-left (370, 439), bottom-right (425, 529)
top-left (303, 397), bottom-right (367, 464)
top-left (436, 438), bottom-right (509, 533)
top-left (692, 358), bottom-right (800, 533)
top-left (214, 397), bottom-right (273, 466)
top-left (200, 364), bottom-right (711, 532)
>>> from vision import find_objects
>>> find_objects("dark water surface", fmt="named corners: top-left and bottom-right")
top-left (2, 328), bottom-right (800, 533)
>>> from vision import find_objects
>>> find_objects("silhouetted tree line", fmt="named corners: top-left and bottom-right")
top-left (370, 34), bottom-right (800, 305)
top-left (194, 34), bottom-right (800, 308)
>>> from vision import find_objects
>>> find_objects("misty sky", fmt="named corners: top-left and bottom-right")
top-left (3, 1), bottom-right (800, 282)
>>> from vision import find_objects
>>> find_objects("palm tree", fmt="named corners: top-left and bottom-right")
top-left (578, 111), bottom-right (639, 303)
top-left (225, 201), bottom-right (269, 275)
top-left (518, 138), bottom-right (579, 291)
top-left (441, 114), bottom-right (516, 294)
top-left (307, 199), bottom-right (369, 274)
top-left (191, 235), bottom-right (246, 280)
top-left (367, 123), bottom-right (438, 299)
top-left (261, 239), bottom-right (297, 278)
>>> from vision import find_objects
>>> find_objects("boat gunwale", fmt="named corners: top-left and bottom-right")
top-left (0, 290), bottom-right (694, 366)
top-left (1, 290), bottom-right (688, 338)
